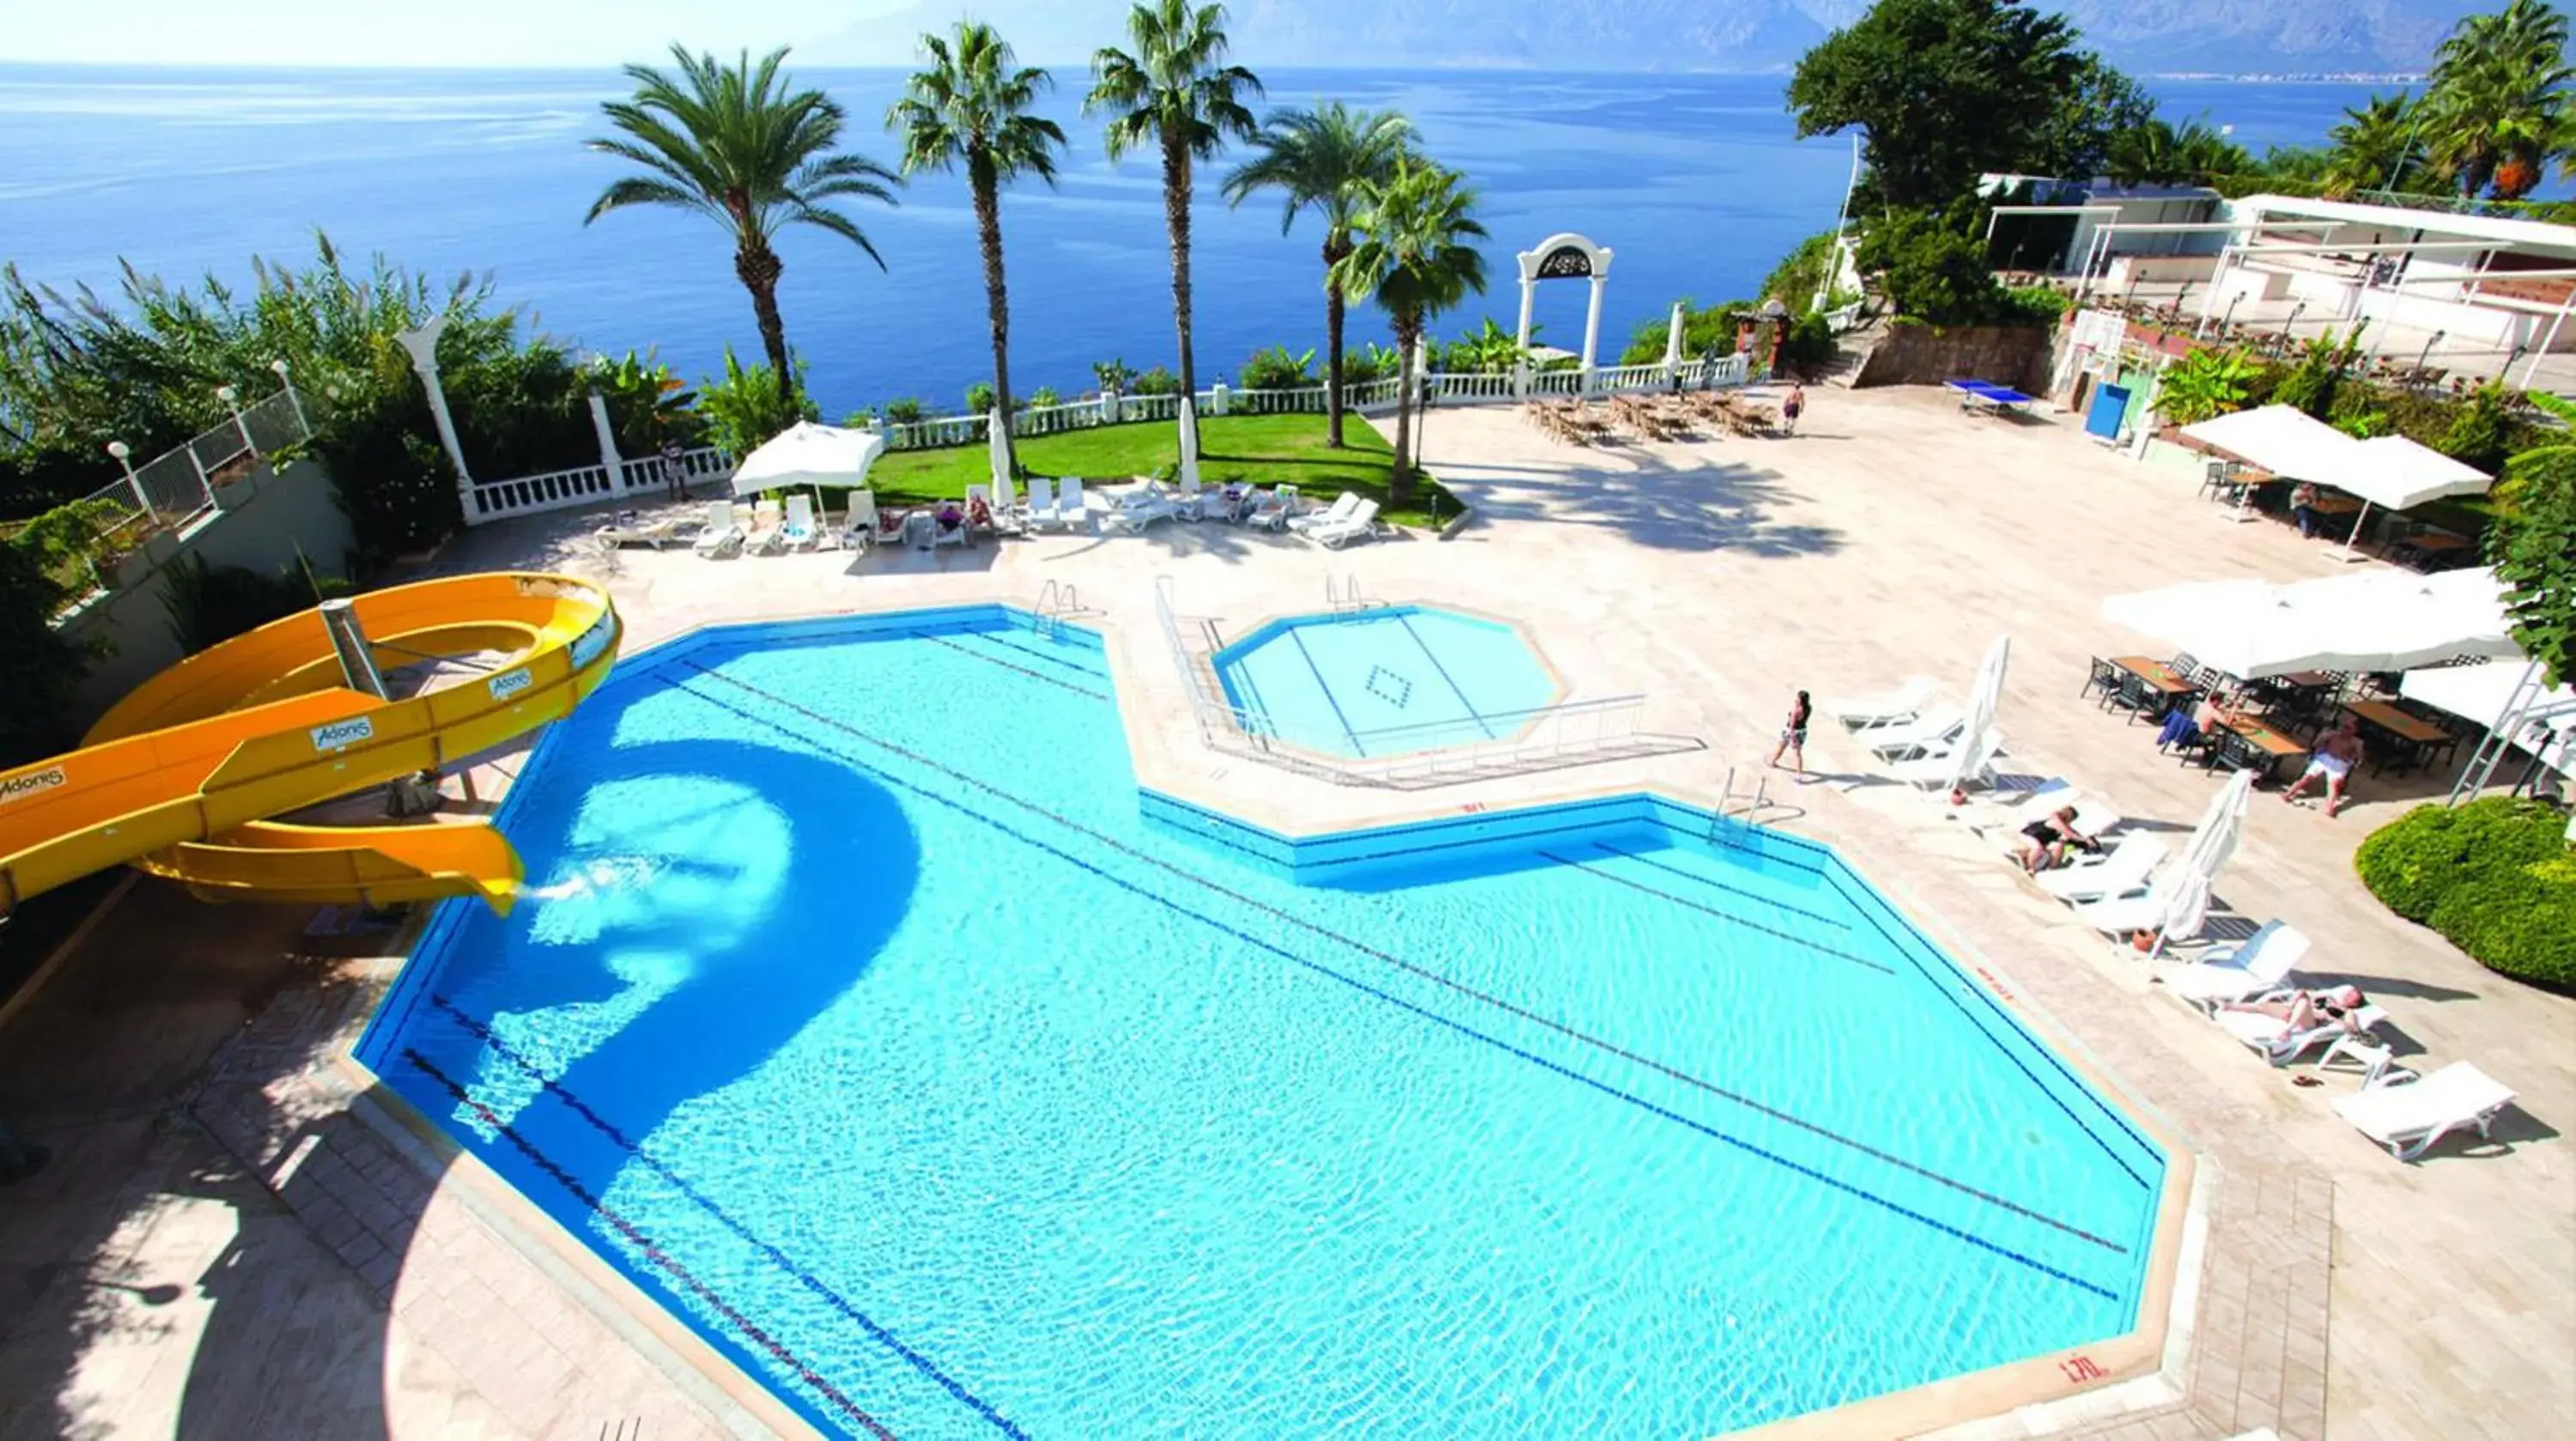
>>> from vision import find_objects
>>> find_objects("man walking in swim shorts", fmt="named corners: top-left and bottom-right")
top-left (2282, 715), bottom-right (2365, 818)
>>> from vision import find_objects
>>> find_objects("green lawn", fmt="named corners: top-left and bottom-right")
top-left (866, 412), bottom-right (1461, 530)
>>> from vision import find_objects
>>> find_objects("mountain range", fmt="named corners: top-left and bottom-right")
top-left (803, 1), bottom-right (2476, 75)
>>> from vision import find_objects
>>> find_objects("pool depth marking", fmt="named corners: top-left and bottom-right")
top-left (1394, 611), bottom-right (1499, 740)
top-left (669, 659), bottom-right (2131, 1262)
top-left (402, 1049), bottom-right (903, 1441)
top-left (423, 1000), bottom-right (1031, 1440)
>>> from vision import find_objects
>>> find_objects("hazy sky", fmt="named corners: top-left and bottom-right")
top-left (6, 0), bottom-right (918, 67)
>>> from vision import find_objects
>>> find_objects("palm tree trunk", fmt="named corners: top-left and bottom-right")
top-left (1321, 234), bottom-right (1351, 449)
top-left (1163, 125), bottom-right (1197, 402)
top-left (735, 243), bottom-right (793, 405)
top-left (972, 161), bottom-right (1015, 448)
top-left (1389, 316), bottom-right (1418, 508)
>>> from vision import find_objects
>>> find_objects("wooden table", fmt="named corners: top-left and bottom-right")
top-left (2344, 700), bottom-right (2452, 776)
top-left (2215, 715), bottom-right (2310, 782)
top-left (2108, 656), bottom-right (2194, 719)
top-left (2308, 494), bottom-right (2365, 516)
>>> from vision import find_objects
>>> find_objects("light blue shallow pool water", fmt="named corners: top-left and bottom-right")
top-left (1213, 606), bottom-right (1563, 757)
top-left (362, 606), bottom-right (2168, 1440)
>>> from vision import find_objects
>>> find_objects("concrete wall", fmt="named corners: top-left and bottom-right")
top-left (1850, 323), bottom-right (2055, 395)
top-left (59, 459), bottom-right (354, 714)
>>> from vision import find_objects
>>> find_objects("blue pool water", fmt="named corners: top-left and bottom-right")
top-left (1213, 606), bottom-right (1563, 757)
top-left (361, 607), bottom-right (2168, 1439)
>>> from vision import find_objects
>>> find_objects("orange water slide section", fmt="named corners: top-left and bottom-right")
top-left (0, 573), bottom-right (621, 918)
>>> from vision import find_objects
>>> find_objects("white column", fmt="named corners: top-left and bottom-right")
top-left (1514, 277), bottom-right (1537, 397)
top-left (1211, 382), bottom-right (1230, 416)
top-left (394, 318), bottom-right (473, 503)
top-left (1580, 276), bottom-right (1607, 388)
top-left (586, 391), bottom-right (628, 491)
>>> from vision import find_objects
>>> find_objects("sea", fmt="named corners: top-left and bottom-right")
top-left (0, 65), bottom-right (2520, 418)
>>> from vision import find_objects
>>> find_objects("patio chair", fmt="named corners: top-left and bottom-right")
top-left (1025, 477), bottom-right (1060, 531)
top-left (2211, 993), bottom-right (2389, 1067)
top-left (2332, 1062), bottom-right (2518, 1160)
top-left (2036, 835), bottom-right (2166, 903)
top-left (931, 500), bottom-right (969, 549)
top-left (743, 499), bottom-right (786, 556)
top-left (1858, 705), bottom-right (1965, 759)
top-left (1288, 491), bottom-right (1362, 536)
top-left (599, 510), bottom-right (685, 550)
top-left (1102, 483), bottom-right (1177, 533)
top-left (1057, 477), bottom-right (1091, 532)
top-left (1828, 675), bottom-right (1938, 729)
top-left (1890, 727), bottom-right (2002, 790)
top-left (780, 494), bottom-right (820, 550)
top-left (966, 483), bottom-right (1001, 537)
top-left (2160, 921), bottom-right (2311, 1011)
top-left (2081, 657), bottom-right (2125, 708)
top-left (1247, 483), bottom-right (1299, 532)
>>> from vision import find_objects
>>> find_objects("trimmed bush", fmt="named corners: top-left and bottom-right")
top-left (2355, 798), bottom-right (2576, 989)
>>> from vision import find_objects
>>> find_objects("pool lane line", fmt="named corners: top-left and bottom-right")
top-left (951, 627), bottom-right (1112, 682)
top-left (1284, 627), bottom-right (1367, 757)
top-left (401, 1049), bottom-right (902, 1441)
top-left (1585, 842), bottom-right (1852, 929)
top-left (1820, 869), bottom-right (2155, 1192)
top-left (1393, 611), bottom-right (1498, 740)
top-left (1535, 850), bottom-right (1892, 975)
top-left (919, 634), bottom-right (1109, 700)
top-left (425, 1000), bottom-right (1030, 1441)
top-left (668, 661), bottom-right (2130, 1260)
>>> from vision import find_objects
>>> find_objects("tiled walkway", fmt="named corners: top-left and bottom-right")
top-left (4, 386), bottom-right (2568, 1438)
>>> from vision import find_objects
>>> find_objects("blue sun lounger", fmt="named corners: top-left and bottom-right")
top-left (1945, 378), bottom-right (2037, 416)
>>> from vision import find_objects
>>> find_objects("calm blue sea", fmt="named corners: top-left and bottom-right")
top-left (0, 66), bottom-right (2462, 416)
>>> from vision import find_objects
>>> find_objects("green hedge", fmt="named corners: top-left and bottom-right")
top-left (2354, 798), bottom-right (2576, 989)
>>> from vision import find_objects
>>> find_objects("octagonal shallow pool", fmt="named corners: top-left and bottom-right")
top-left (1212, 605), bottom-right (1563, 757)
top-left (361, 605), bottom-right (2172, 1439)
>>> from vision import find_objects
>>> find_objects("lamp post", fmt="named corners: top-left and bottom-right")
top-left (270, 357), bottom-right (308, 435)
top-left (1758, 296), bottom-right (1790, 379)
top-left (2415, 329), bottom-right (2446, 377)
top-left (106, 440), bottom-right (148, 515)
top-left (394, 317), bottom-right (474, 498)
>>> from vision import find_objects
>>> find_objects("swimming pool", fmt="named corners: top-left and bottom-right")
top-left (1212, 605), bottom-right (1563, 757)
top-left (361, 605), bottom-right (2172, 1439)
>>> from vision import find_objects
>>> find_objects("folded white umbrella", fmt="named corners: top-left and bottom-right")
top-left (987, 406), bottom-right (1015, 493)
top-left (730, 421), bottom-right (887, 498)
top-left (1964, 634), bottom-right (2011, 746)
top-left (2182, 769), bottom-right (2255, 886)
top-left (1176, 392), bottom-right (1202, 491)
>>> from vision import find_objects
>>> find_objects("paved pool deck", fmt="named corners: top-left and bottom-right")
top-left (3, 384), bottom-right (2568, 1440)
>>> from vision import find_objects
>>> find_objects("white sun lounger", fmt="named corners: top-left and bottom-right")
top-left (1891, 726), bottom-right (2002, 789)
top-left (598, 510), bottom-right (684, 550)
top-left (2333, 1062), bottom-right (2518, 1160)
top-left (988, 476), bottom-right (1026, 534)
top-left (1057, 477), bottom-right (1091, 532)
top-left (838, 489), bottom-right (880, 550)
top-left (1830, 676), bottom-right (1939, 730)
top-left (2211, 994), bottom-right (2388, 1067)
top-left (1862, 705), bottom-right (1965, 759)
top-left (1102, 483), bottom-right (1177, 532)
top-left (2068, 873), bottom-right (2195, 933)
top-left (2036, 834), bottom-right (2167, 903)
top-left (1247, 483), bottom-right (1298, 531)
top-left (1288, 491), bottom-right (1361, 535)
top-left (781, 494), bottom-right (819, 550)
top-left (744, 499), bottom-right (787, 556)
top-left (1024, 477), bottom-right (1060, 530)
top-left (690, 499), bottom-right (742, 557)
top-left (2162, 921), bottom-right (2312, 1011)
top-left (1304, 496), bottom-right (1382, 550)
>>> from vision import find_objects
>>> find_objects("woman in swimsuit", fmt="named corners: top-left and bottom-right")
top-left (1768, 690), bottom-right (1813, 775)
top-left (2014, 806), bottom-right (2099, 873)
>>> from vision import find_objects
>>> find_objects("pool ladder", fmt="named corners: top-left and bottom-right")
top-left (1715, 765), bottom-right (1774, 826)
top-left (1325, 574), bottom-right (1381, 612)
top-left (1034, 580), bottom-right (1083, 637)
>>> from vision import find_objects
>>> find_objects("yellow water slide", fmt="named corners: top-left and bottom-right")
top-left (0, 573), bottom-right (622, 920)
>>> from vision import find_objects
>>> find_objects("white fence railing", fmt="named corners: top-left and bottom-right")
top-left (1152, 575), bottom-right (1697, 788)
top-left (461, 445), bottom-right (733, 526)
top-left (459, 353), bottom-right (1764, 527)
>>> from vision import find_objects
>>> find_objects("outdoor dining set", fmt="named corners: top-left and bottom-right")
top-left (2084, 652), bottom-right (2471, 781)
top-left (1521, 390), bottom-right (1781, 447)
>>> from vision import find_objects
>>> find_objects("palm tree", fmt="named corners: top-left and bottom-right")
top-left (587, 46), bottom-right (901, 404)
top-left (889, 22), bottom-right (1066, 449)
top-left (2425, 0), bottom-right (2572, 198)
top-left (1220, 103), bottom-right (1414, 448)
top-left (1327, 159), bottom-right (1488, 505)
top-left (1085, 0), bottom-right (1263, 403)
top-left (2323, 92), bottom-right (2431, 197)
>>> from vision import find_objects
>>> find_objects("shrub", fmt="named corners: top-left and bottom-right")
top-left (963, 381), bottom-right (998, 416)
top-left (2270, 327), bottom-right (2361, 417)
top-left (2155, 347), bottom-right (2262, 425)
top-left (1856, 208), bottom-right (2013, 326)
top-left (1091, 358), bottom-right (1137, 393)
top-left (881, 397), bottom-right (927, 426)
top-left (1341, 345), bottom-right (1390, 386)
top-left (2002, 283), bottom-right (2069, 326)
top-left (1780, 312), bottom-right (1837, 377)
top-left (840, 407), bottom-right (876, 428)
top-left (0, 526), bottom-right (101, 766)
top-left (2437, 383), bottom-right (2514, 475)
top-left (2356, 798), bottom-right (2576, 988)
top-left (1025, 386), bottom-right (1061, 410)
top-left (1131, 366), bottom-right (1183, 397)
top-left (160, 551), bottom-right (349, 654)
top-left (1620, 299), bottom-right (1753, 367)
top-left (1239, 345), bottom-right (1315, 390)
top-left (1760, 231), bottom-right (1843, 313)
top-left (696, 348), bottom-right (817, 458)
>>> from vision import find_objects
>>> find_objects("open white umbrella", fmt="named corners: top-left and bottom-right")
top-left (2325, 435), bottom-right (2492, 563)
top-left (2100, 568), bottom-right (2517, 679)
top-left (729, 421), bottom-right (886, 498)
top-left (1176, 392), bottom-right (1202, 490)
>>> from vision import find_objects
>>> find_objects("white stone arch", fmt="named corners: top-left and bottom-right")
top-left (1514, 232), bottom-right (1615, 386)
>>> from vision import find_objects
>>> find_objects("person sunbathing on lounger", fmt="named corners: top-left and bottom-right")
top-left (2217, 985), bottom-right (2368, 1036)
top-left (2014, 806), bottom-right (2100, 873)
